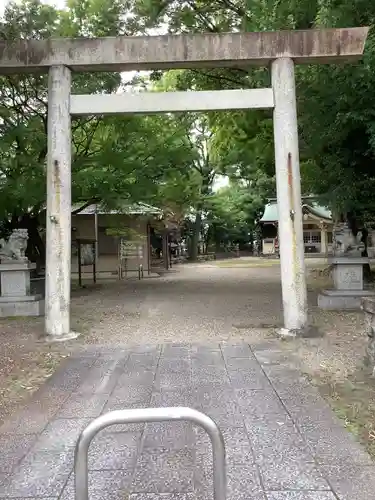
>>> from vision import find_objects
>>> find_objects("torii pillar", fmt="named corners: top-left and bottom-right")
top-left (272, 57), bottom-right (307, 335)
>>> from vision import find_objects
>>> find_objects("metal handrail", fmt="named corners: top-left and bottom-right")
top-left (74, 406), bottom-right (226, 500)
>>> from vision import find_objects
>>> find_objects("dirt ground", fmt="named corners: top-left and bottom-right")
top-left (0, 257), bottom-right (374, 458)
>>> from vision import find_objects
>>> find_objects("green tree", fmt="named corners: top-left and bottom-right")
top-left (0, 0), bottom-right (197, 264)
top-left (205, 181), bottom-right (255, 249)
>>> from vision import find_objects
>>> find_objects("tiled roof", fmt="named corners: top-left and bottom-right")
top-left (72, 202), bottom-right (163, 216)
top-left (260, 200), bottom-right (332, 223)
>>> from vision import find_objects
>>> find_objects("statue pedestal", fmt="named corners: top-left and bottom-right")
top-left (318, 257), bottom-right (375, 310)
top-left (0, 262), bottom-right (44, 317)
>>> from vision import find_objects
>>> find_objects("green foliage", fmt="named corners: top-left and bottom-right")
top-left (3, 0), bottom-right (375, 256)
top-left (0, 0), bottom-right (198, 236)
top-left (206, 182), bottom-right (254, 245)
top-left (133, 0), bottom-right (375, 226)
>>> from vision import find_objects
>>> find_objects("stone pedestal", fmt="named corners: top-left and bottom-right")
top-left (318, 257), bottom-right (375, 310)
top-left (0, 262), bottom-right (44, 317)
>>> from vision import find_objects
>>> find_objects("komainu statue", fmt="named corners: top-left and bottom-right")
top-left (0, 229), bottom-right (29, 262)
top-left (333, 222), bottom-right (365, 257)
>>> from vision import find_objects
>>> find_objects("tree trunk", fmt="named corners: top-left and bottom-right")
top-left (189, 211), bottom-right (202, 261)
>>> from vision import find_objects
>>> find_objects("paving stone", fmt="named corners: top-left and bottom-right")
top-left (126, 352), bottom-right (160, 370)
top-left (265, 368), bottom-right (313, 399)
top-left (224, 356), bottom-right (262, 371)
top-left (235, 388), bottom-right (285, 417)
top-left (194, 388), bottom-right (244, 427)
top-left (195, 425), bottom-right (254, 465)
top-left (259, 462), bottom-right (330, 491)
top-left (154, 371), bottom-right (192, 390)
top-left (131, 448), bottom-right (194, 493)
top-left (191, 344), bottom-right (224, 366)
top-left (226, 368), bottom-right (272, 390)
top-left (0, 473), bottom-right (9, 487)
top-left (294, 407), bottom-right (373, 465)
top-left (0, 450), bottom-right (73, 498)
top-left (32, 418), bottom-right (92, 451)
top-left (157, 358), bottom-right (191, 371)
top-left (244, 413), bottom-right (314, 464)
top-left (191, 345), bottom-right (220, 353)
top-left (2, 342), bottom-right (374, 500)
top-left (110, 383), bottom-right (154, 406)
top-left (252, 344), bottom-right (292, 366)
top-left (320, 464), bottom-right (375, 500)
top-left (150, 389), bottom-right (194, 408)
top-left (76, 359), bottom-right (124, 394)
top-left (155, 360), bottom-right (192, 390)
top-left (272, 375), bottom-right (371, 467)
top-left (60, 469), bottom-right (133, 500)
top-left (115, 369), bottom-right (155, 389)
top-left (0, 370), bottom-right (80, 435)
top-left (191, 349), bottom-right (224, 366)
top-left (266, 493), bottom-right (337, 500)
top-left (143, 422), bottom-right (194, 449)
top-left (56, 393), bottom-right (108, 418)
top-left (0, 433), bottom-right (37, 474)
top-left (226, 464), bottom-right (266, 500)
top-left (0, 404), bottom-right (53, 435)
top-left (130, 494), bottom-right (196, 499)
top-left (195, 461), bottom-right (265, 500)
top-left (98, 349), bottom-right (130, 362)
top-left (161, 344), bottom-right (191, 359)
top-left (43, 356), bottom-right (95, 392)
top-left (129, 344), bottom-right (162, 354)
top-left (191, 364), bottom-right (229, 386)
top-left (220, 343), bottom-right (253, 359)
top-left (88, 431), bottom-right (140, 470)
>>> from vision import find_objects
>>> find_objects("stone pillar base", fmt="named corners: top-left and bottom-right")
top-left (0, 296), bottom-right (44, 317)
top-left (277, 325), bottom-right (323, 338)
top-left (319, 289), bottom-right (375, 310)
top-left (43, 331), bottom-right (81, 343)
top-left (0, 262), bottom-right (44, 317)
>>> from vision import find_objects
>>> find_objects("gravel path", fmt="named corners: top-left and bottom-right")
top-left (72, 264), bottom-right (285, 345)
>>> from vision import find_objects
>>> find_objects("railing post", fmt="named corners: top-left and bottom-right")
top-left (74, 407), bottom-right (226, 500)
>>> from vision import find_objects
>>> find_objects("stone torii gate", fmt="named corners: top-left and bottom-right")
top-left (0, 27), bottom-right (369, 340)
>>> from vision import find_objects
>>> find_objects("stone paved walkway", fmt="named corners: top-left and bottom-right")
top-left (0, 342), bottom-right (374, 499)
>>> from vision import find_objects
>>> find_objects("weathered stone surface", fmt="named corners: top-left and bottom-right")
top-left (0, 450), bottom-right (72, 498)
top-left (0, 28), bottom-right (368, 73)
top-left (88, 432), bottom-right (140, 470)
top-left (131, 448), bottom-right (195, 493)
top-left (0, 342), bottom-right (373, 499)
top-left (0, 433), bottom-right (38, 475)
top-left (143, 422), bottom-right (194, 449)
top-left (320, 464), bottom-right (375, 500)
top-left (259, 461), bottom-right (330, 491)
top-left (266, 493), bottom-right (337, 499)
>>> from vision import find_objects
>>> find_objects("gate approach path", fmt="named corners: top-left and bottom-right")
top-left (0, 263), bottom-right (374, 499)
